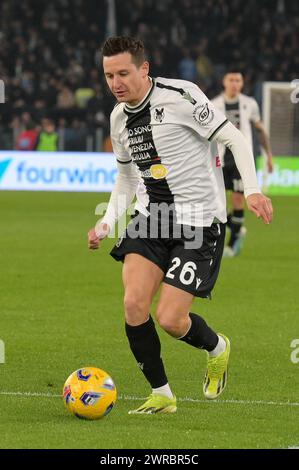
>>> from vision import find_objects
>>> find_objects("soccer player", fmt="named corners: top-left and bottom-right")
top-left (88, 37), bottom-right (273, 414)
top-left (212, 71), bottom-right (273, 257)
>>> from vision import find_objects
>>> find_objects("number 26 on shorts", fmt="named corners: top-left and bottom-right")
top-left (166, 257), bottom-right (202, 288)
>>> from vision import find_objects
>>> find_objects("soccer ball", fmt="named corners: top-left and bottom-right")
top-left (62, 367), bottom-right (117, 420)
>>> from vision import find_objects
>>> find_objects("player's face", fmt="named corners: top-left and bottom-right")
top-left (103, 52), bottom-right (149, 105)
top-left (223, 73), bottom-right (244, 97)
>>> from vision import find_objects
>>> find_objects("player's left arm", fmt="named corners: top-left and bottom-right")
top-left (179, 85), bottom-right (273, 224)
top-left (254, 120), bottom-right (274, 173)
top-left (214, 122), bottom-right (273, 224)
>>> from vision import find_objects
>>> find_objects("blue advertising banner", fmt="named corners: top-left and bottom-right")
top-left (0, 151), bottom-right (117, 192)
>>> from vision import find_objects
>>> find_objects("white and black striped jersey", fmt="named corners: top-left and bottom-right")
top-left (110, 77), bottom-right (229, 226)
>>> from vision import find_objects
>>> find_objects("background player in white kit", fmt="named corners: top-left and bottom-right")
top-left (88, 37), bottom-right (273, 414)
top-left (212, 71), bottom-right (273, 257)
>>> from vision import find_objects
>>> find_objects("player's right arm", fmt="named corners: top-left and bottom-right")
top-left (88, 119), bottom-right (138, 250)
top-left (88, 159), bottom-right (138, 249)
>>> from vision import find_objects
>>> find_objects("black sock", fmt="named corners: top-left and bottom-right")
top-left (125, 316), bottom-right (168, 388)
top-left (228, 209), bottom-right (244, 247)
top-left (179, 312), bottom-right (218, 352)
top-left (227, 213), bottom-right (232, 230)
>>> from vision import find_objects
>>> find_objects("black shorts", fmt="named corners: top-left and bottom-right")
top-left (110, 212), bottom-right (226, 298)
top-left (223, 150), bottom-right (244, 193)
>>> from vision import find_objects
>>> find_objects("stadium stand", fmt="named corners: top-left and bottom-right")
top-left (0, 0), bottom-right (298, 150)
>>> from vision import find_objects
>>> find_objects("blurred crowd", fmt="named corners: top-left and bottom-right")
top-left (0, 0), bottom-right (298, 150)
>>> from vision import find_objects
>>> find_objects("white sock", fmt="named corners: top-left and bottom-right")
top-left (152, 383), bottom-right (174, 399)
top-left (209, 335), bottom-right (226, 357)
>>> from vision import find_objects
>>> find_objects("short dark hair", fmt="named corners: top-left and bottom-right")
top-left (101, 36), bottom-right (146, 67)
top-left (224, 67), bottom-right (244, 77)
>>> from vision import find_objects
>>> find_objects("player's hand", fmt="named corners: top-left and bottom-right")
top-left (267, 154), bottom-right (274, 173)
top-left (88, 223), bottom-right (110, 250)
top-left (88, 228), bottom-right (100, 249)
top-left (246, 193), bottom-right (273, 225)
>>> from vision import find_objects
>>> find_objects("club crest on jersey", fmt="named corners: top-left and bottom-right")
top-left (193, 103), bottom-right (214, 126)
top-left (154, 108), bottom-right (165, 122)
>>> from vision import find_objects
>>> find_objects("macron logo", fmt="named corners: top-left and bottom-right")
top-left (0, 159), bottom-right (12, 182)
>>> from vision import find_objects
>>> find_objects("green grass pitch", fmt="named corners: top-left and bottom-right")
top-left (0, 191), bottom-right (298, 449)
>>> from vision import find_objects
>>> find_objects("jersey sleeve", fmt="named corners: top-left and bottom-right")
top-left (250, 98), bottom-right (261, 124)
top-left (179, 85), bottom-right (228, 141)
top-left (111, 131), bottom-right (131, 164)
top-left (95, 109), bottom-right (138, 234)
top-left (97, 159), bottom-right (139, 234)
top-left (110, 108), bottom-right (132, 164)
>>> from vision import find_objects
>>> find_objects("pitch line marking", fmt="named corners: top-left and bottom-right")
top-left (0, 391), bottom-right (299, 407)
